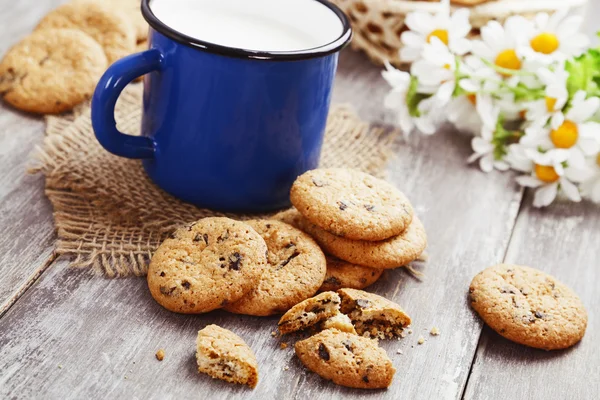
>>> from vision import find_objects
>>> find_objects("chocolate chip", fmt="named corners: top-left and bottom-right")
top-left (203, 234), bottom-right (208, 244)
top-left (266, 224), bottom-right (271, 229)
top-left (181, 280), bottom-right (191, 290)
top-left (169, 232), bottom-right (177, 239)
top-left (318, 343), bottom-right (330, 361)
top-left (362, 375), bottom-right (369, 383)
top-left (323, 276), bottom-right (341, 286)
top-left (309, 306), bottom-right (324, 313)
top-left (159, 271), bottom-right (166, 277)
top-left (500, 286), bottom-right (516, 294)
top-left (342, 340), bottom-right (353, 352)
top-left (364, 204), bottom-right (375, 212)
top-left (535, 310), bottom-right (545, 319)
top-left (312, 179), bottom-right (326, 187)
top-left (277, 252), bottom-right (300, 270)
top-left (193, 234), bottom-right (202, 242)
top-left (228, 252), bottom-right (242, 271)
top-left (285, 242), bottom-right (295, 249)
top-left (355, 299), bottom-right (371, 309)
top-left (159, 286), bottom-right (176, 296)
top-left (217, 230), bottom-right (230, 243)
top-left (338, 201), bottom-right (349, 211)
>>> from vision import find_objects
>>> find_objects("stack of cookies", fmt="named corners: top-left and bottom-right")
top-left (278, 168), bottom-right (427, 290)
top-left (0, 0), bottom-right (147, 114)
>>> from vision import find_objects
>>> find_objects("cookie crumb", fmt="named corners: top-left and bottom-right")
top-left (155, 349), bottom-right (165, 361)
top-left (283, 366), bottom-right (289, 371)
top-left (430, 327), bottom-right (440, 336)
top-left (408, 329), bottom-right (413, 334)
top-left (124, 376), bottom-right (128, 380)
top-left (58, 364), bottom-right (63, 369)
top-left (396, 349), bottom-right (403, 355)
top-left (271, 331), bottom-right (277, 337)
top-left (417, 337), bottom-right (425, 345)
top-left (280, 343), bottom-right (288, 349)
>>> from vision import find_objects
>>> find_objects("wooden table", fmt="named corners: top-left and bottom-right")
top-left (1, 1), bottom-right (598, 399)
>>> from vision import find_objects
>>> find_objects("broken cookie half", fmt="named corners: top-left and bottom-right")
top-left (196, 324), bottom-right (258, 388)
top-left (338, 288), bottom-right (411, 339)
top-left (278, 291), bottom-right (341, 334)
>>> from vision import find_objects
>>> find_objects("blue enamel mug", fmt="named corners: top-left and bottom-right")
top-left (91, 0), bottom-right (352, 212)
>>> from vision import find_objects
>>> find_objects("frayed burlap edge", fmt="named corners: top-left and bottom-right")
top-left (31, 85), bottom-right (400, 277)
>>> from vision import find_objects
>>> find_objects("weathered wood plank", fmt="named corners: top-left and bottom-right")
top-left (463, 193), bottom-right (600, 400)
top-left (0, 0), bottom-right (67, 314)
top-left (0, 49), bottom-right (524, 399)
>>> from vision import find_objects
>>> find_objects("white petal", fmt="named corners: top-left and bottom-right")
top-left (551, 112), bottom-right (564, 130)
top-left (533, 183), bottom-right (558, 207)
top-left (560, 178), bottom-right (582, 202)
top-left (516, 175), bottom-right (543, 188)
top-left (479, 154), bottom-right (494, 172)
top-left (557, 15), bottom-right (583, 38)
top-left (405, 12), bottom-right (434, 35)
top-left (401, 31), bottom-right (426, 47)
top-left (467, 152), bottom-right (483, 164)
top-left (494, 160), bottom-right (510, 171)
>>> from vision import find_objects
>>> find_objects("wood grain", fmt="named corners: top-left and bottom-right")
top-left (0, 0), bottom-right (67, 314)
top-left (463, 192), bottom-right (600, 400)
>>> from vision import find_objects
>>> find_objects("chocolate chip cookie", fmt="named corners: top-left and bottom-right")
top-left (278, 292), bottom-right (341, 335)
top-left (147, 217), bottom-right (267, 314)
top-left (320, 313), bottom-right (357, 334)
top-left (36, 1), bottom-right (136, 64)
top-left (338, 288), bottom-right (411, 339)
top-left (0, 28), bottom-right (107, 114)
top-left (224, 220), bottom-right (326, 316)
top-left (196, 324), bottom-right (259, 388)
top-left (290, 168), bottom-right (414, 241)
top-left (295, 329), bottom-right (395, 389)
top-left (469, 264), bottom-right (588, 350)
top-left (320, 256), bottom-right (384, 292)
top-left (276, 208), bottom-right (427, 269)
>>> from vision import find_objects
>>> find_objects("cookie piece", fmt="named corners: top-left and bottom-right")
top-left (321, 256), bottom-right (384, 292)
top-left (276, 208), bottom-right (427, 269)
top-left (320, 313), bottom-right (357, 334)
top-left (338, 289), bottom-right (411, 339)
top-left (196, 325), bottom-right (259, 388)
top-left (36, 1), bottom-right (136, 64)
top-left (295, 329), bottom-right (395, 389)
top-left (290, 168), bottom-right (414, 241)
top-left (0, 29), bottom-right (107, 114)
top-left (147, 217), bottom-right (267, 314)
top-left (469, 264), bottom-right (588, 350)
top-left (224, 220), bottom-right (326, 316)
top-left (278, 292), bottom-right (341, 334)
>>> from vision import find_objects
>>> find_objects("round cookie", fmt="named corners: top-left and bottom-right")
top-left (295, 328), bottom-right (395, 389)
top-left (0, 29), bottom-right (107, 114)
top-left (147, 217), bottom-right (268, 314)
top-left (469, 264), bottom-right (588, 350)
top-left (224, 220), bottom-right (326, 316)
top-left (320, 256), bottom-right (384, 292)
top-left (36, 1), bottom-right (136, 64)
top-left (108, 0), bottom-right (148, 42)
top-left (290, 168), bottom-right (414, 241)
top-left (276, 208), bottom-right (427, 269)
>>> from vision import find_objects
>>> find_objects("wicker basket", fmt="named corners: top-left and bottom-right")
top-left (331, 0), bottom-right (589, 67)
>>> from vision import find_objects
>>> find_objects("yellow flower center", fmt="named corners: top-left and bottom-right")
top-left (427, 29), bottom-right (449, 45)
top-left (550, 120), bottom-right (578, 149)
top-left (495, 49), bottom-right (521, 73)
top-left (530, 33), bottom-right (560, 55)
top-left (443, 63), bottom-right (451, 70)
top-left (535, 164), bottom-right (560, 183)
top-left (467, 94), bottom-right (476, 105)
top-left (545, 97), bottom-right (557, 112)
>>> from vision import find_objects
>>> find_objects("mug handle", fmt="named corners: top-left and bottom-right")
top-left (91, 49), bottom-right (164, 159)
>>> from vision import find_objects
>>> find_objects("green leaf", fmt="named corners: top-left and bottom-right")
top-left (491, 114), bottom-right (524, 160)
top-left (406, 76), bottom-right (429, 117)
top-left (565, 49), bottom-right (600, 96)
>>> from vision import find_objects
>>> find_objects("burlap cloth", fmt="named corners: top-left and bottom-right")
top-left (31, 85), bottom-right (399, 277)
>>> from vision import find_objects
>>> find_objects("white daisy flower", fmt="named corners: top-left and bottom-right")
top-left (447, 94), bottom-right (480, 135)
top-left (467, 95), bottom-right (510, 172)
top-left (505, 143), bottom-right (534, 173)
top-left (581, 153), bottom-right (600, 203)
top-left (516, 149), bottom-right (585, 207)
top-left (471, 16), bottom-right (533, 82)
top-left (399, 0), bottom-right (471, 62)
top-left (524, 64), bottom-right (569, 127)
top-left (410, 37), bottom-right (456, 104)
top-left (548, 90), bottom-right (600, 157)
top-left (519, 9), bottom-right (589, 64)
top-left (382, 62), bottom-right (442, 137)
